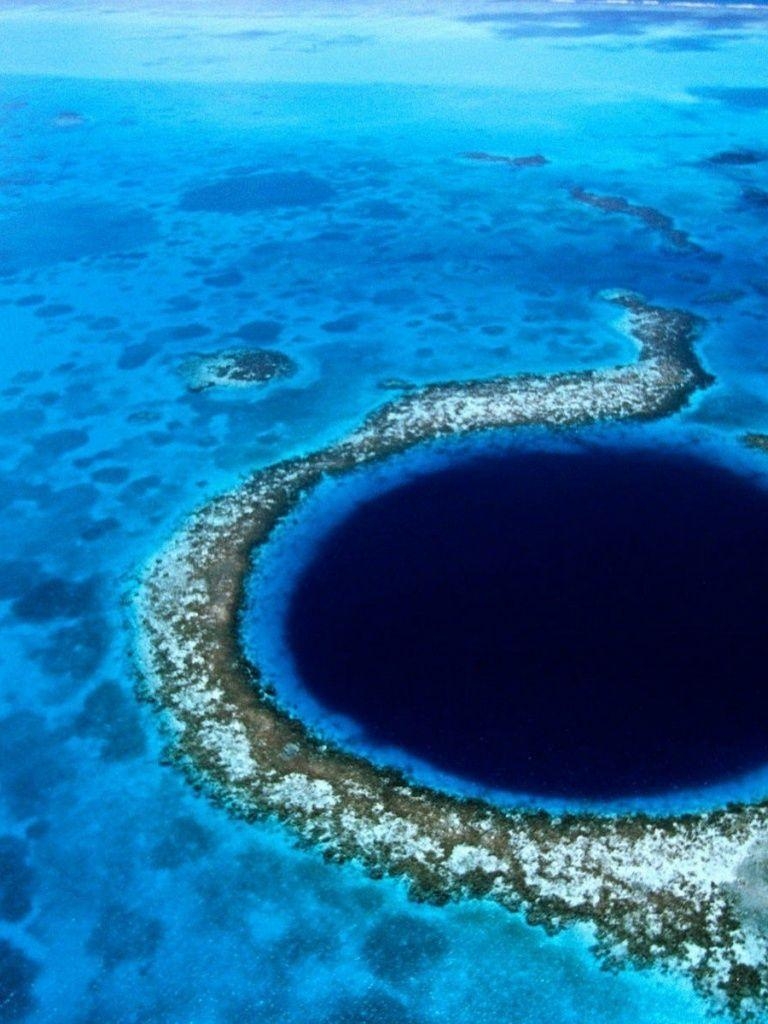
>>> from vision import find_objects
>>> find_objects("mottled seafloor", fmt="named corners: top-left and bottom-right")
top-left (2, 1), bottom-right (768, 1022)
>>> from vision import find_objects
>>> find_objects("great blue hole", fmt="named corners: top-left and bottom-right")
top-left (283, 449), bottom-right (768, 800)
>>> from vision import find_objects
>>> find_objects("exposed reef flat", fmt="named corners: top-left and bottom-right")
top-left (570, 187), bottom-right (698, 251)
top-left (134, 295), bottom-right (768, 1016)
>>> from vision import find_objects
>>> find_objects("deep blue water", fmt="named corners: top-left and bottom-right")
top-left (2, 0), bottom-right (768, 1021)
top-left (285, 449), bottom-right (768, 800)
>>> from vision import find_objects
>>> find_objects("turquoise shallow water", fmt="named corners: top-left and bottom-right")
top-left (2, 2), bottom-right (768, 1020)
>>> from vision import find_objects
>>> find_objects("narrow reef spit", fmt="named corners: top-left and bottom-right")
top-left (134, 293), bottom-right (768, 1017)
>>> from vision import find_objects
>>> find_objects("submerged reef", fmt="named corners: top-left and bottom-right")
top-left (134, 294), bottom-right (768, 1016)
top-left (180, 349), bottom-right (297, 392)
top-left (741, 188), bottom-right (768, 212)
top-left (705, 149), bottom-right (767, 167)
top-left (52, 110), bottom-right (86, 128)
top-left (570, 187), bottom-right (698, 250)
top-left (742, 433), bottom-right (768, 454)
top-left (461, 151), bottom-right (549, 168)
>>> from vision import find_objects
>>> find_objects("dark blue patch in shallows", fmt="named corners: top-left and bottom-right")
top-left (284, 449), bottom-right (768, 800)
top-left (180, 172), bottom-right (334, 214)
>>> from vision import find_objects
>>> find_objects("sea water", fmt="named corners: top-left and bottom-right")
top-left (281, 445), bottom-right (768, 801)
top-left (2, 1), bottom-right (768, 1020)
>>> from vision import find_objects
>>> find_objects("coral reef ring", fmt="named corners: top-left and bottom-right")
top-left (134, 292), bottom-right (768, 1016)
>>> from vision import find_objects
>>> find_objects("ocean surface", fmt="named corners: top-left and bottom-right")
top-left (2, 1), bottom-right (768, 1021)
top-left (281, 446), bottom-right (768, 802)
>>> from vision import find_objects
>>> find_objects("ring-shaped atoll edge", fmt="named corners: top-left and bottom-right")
top-left (133, 291), bottom-right (768, 1018)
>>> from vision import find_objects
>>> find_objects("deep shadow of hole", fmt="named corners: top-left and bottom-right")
top-left (284, 448), bottom-right (768, 800)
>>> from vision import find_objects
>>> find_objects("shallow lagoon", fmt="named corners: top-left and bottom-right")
top-left (2, 1), bottom-right (768, 1021)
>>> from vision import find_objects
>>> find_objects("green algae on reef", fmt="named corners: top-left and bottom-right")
top-left (134, 293), bottom-right (768, 1017)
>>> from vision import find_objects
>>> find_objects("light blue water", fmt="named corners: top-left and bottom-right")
top-left (1, 2), bottom-right (768, 1020)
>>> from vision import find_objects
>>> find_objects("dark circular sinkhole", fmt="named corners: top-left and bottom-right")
top-left (283, 449), bottom-right (768, 800)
